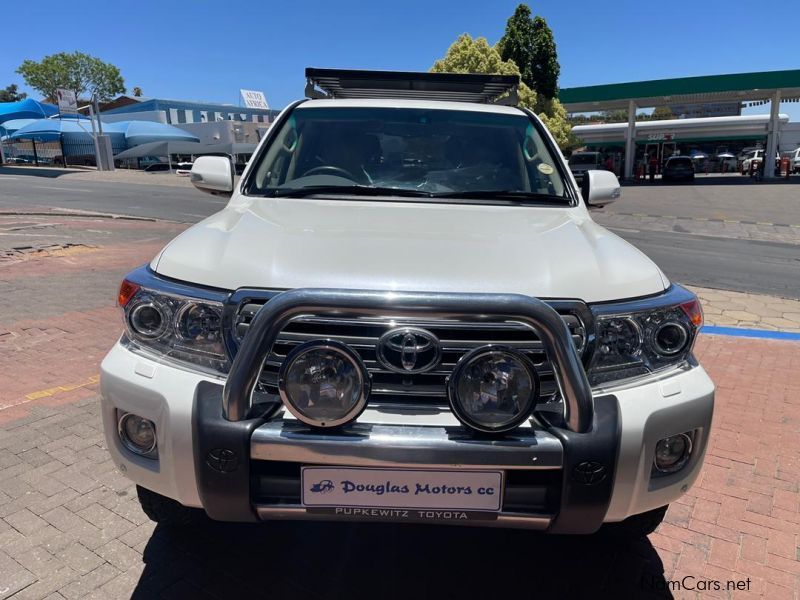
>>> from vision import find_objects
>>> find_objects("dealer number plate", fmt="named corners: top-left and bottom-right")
top-left (301, 466), bottom-right (503, 512)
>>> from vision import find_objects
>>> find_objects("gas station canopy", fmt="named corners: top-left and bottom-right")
top-left (559, 69), bottom-right (800, 112)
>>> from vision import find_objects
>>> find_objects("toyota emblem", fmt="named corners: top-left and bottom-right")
top-left (377, 327), bottom-right (441, 374)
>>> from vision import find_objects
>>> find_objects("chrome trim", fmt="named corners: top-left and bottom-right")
top-left (254, 504), bottom-right (553, 530)
top-left (117, 411), bottom-right (158, 458)
top-left (225, 289), bottom-right (594, 432)
top-left (447, 346), bottom-right (540, 433)
top-left (277, 340), bottom-right (371, 428)
top-left (590, 361), bottom-right (694, 394)
top-left (250, 420), bottom-right (564, 468)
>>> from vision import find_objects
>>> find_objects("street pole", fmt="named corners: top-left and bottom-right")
top-left (87, 103), bottom-right (102, 170)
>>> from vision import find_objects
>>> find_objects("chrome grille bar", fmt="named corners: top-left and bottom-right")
top-left (223, 289), bottom-right (594, 433)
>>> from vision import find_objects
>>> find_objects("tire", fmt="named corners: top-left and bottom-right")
top-left (136, 485), bottom-right (205, 527)
top-left (601, 505), bottom-right (668, 539)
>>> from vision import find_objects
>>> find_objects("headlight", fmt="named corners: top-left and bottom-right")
top-left (278, 340), bottom-right (370, 428)
top-left (117, 274), bottom-right (228, 375)
top-left (448, 346), bottom-right (539, 433)
top-left (589, 286), bottom-right (702, 385)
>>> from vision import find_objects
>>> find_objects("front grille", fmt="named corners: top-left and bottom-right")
top-left (232, 297), bottom-right (588, 407)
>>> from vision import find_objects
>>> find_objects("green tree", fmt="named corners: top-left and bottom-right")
top-left (431, 33), bottom-right (575, 149)
top-left (16, 52), bottom-right (125, 102)
top-left (530, 16), bottom-right (559, 102)
top-left (132, 86), bottom-right (143, 97)
top-left (0, 84), bottom-right (27, 102)
top-left (497, 4), bottom-right (536, 88)
top-left (431, 34), bottom-right (538, 108)
top-left (651, 106), bottom-right (674, 120)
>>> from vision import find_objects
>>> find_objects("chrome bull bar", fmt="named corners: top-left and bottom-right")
top-left (222, 289), bottom-right (594, 433)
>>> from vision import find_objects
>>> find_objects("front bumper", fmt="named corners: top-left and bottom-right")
top-left (101, 342), bottom-right (714, 532)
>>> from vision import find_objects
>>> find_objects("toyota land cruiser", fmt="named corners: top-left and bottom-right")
top-left (101, 69), bottom-right (714, 537)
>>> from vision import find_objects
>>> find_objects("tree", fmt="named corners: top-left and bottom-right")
top-left (530, 16), bottom-right (559, 102)
top-left (498, 6), bottom-right (560, 105)
top-left (132, 86), bottom-right (143, 97)
top-left (651, 106), bottom-right (674, 120)
top-left (497, 5), bottom-right (536, 89)
top-left (0, 84), bottom-right (27, 102)
top-left (431, 34), bottom-right (537, 113)
top-left (431, 33), bottom-right (575, 149)
top-left (16, 52), bottom-right (125, 102)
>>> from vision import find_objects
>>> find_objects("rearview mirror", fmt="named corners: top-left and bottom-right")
top-left (581, 170), bottom-right (621, 206)
top-left (190, 156), bottom-right (234, 196)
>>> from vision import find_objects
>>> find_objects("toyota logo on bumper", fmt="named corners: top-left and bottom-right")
top-left (377, 327), bottom-right (441, 374)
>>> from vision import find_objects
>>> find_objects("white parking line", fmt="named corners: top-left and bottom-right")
top-left (33, 185), bottom-right (94, 193)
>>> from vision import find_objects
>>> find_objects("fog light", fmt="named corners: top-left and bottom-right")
top-left (654, 433), bottom-right (692, 474)
top-left (118, 412), bottom-right (157, 457)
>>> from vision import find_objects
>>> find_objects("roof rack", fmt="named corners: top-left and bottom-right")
top-left (305, 68), bottom-right (519, 105)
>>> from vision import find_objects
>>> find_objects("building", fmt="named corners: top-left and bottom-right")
top-left (560, 69), bottom-right (800, 178)
top-left (96, 95), bottom-right (281, 147)
top-left (572, 114), bottom-right (793, 174)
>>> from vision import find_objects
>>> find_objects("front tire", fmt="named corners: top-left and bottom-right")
top-left (136, 485), bottom-right (205, 527)
top-left (601, 505), bottom-right (668, 539)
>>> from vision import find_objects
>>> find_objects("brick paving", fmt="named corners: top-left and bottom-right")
top-left (1, 216), bottom-right (799, 598)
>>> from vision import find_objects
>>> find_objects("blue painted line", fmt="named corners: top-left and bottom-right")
top-left (701, 325), bottom-right (800, 341)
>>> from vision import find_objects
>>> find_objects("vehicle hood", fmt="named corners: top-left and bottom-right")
top-left (153, 198), bottom-right (668, 303)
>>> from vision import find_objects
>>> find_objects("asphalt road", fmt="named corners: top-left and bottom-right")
top-left (1, 172), bottom-right (798, 298)
top-left (0, 171), bottom-right (227, 222)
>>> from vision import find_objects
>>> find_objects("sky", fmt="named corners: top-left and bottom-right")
top-left (2, 0), bottom-right (798, 120)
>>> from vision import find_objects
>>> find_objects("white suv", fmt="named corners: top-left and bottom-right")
top-left (101, 69), bottom-right (714, 537)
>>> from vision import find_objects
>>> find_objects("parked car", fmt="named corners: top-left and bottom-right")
top-left (741, 149), bottom-right (779, 175)
top-left (787, 148), bottom-right (800, 174)
top-left (101, 69), bottom-right (714, 539)
top-left (144, 163), bottom-right (171, 173)
top-left (175, 162), bottom-right (194, 176)
top-left (568, 151), bottom-right (603, 183)
top-left (662, 156), bottom-right (695, 182)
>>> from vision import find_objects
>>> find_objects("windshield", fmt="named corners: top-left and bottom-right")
top-left (668, 158), bottom-right (691, 167)
top-left (568, 153), bottom-right (599, 166)
top-left (246, 106), bottom-right (568, 201)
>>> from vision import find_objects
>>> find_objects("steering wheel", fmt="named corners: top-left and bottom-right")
top-left (302, 165), bottom-right (358, 180)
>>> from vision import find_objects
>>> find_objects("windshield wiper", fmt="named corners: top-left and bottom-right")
top-left (265, 185), bottom-right (433, 198)
top-left (430, 190), bottom-right (570, 203)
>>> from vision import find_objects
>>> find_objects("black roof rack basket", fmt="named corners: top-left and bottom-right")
top-left (305, 68), bottom-right (519, 105)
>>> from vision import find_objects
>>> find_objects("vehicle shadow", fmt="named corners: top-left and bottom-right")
top-left (131, 520), bottom-right (672, 599)
top-left (622, 174), bottom-right (798, 187)
top-left (0, 165), bottom-right (88, 178)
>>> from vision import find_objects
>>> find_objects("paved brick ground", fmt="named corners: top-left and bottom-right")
top-left (1, 215), bottom-right (799, 598)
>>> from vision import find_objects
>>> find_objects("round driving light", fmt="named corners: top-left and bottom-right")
top-left (652, 321), bottom-right (689, 356)
top-left (654, 433), bottom-right (692, 474)
top-left (448, 346), bottom-right (539, 433)
top-left (128, 302), bottom-right (168, 338)
top-left (118, 412), bottom-right (157, 456)
top-left (278, 340), bottom-right (369, 428)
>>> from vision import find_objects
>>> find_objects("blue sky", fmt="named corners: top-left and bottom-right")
top-left (2, 0), bottom-right (798, 119)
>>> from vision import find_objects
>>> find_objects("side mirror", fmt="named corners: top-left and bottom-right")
top-left (581, 169), bottom-right (621, 206)
top-left (190, 156), bottom-right (234, 196)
